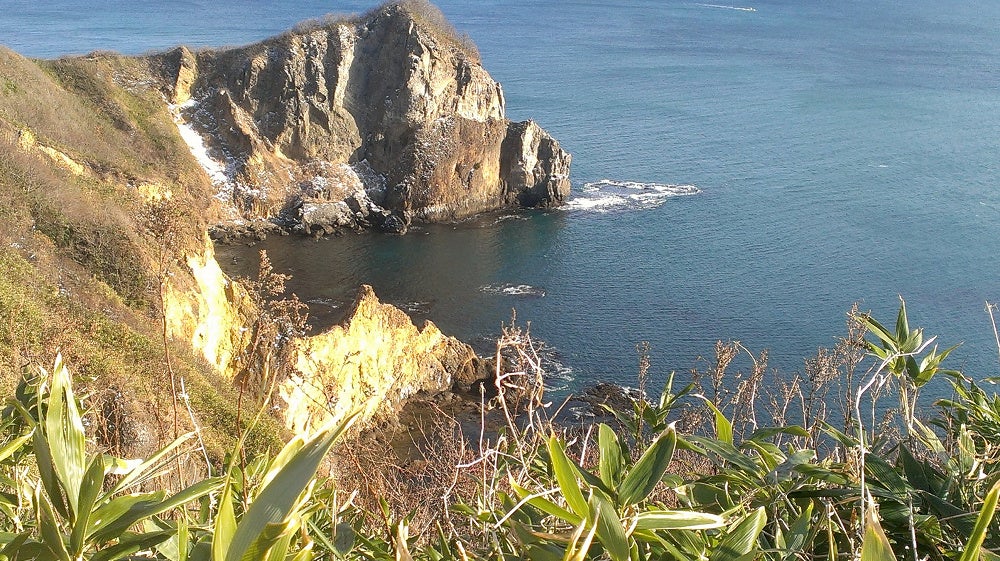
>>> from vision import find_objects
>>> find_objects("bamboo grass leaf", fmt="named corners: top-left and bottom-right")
top-left (547, 436), bottom-right (589, 518)
top-left (32, 429), bottom-right (69, 520)
top-left (511, 480), bottom-right (583, 525)
top-left (36, 483), bottom-right (72, 561)
top-left (91, 477), bottom-right (222, 544)
top-left (89, 492), bottom-right (164, 538)
top-left (0, 432), bottom-right (32, 464)
top-left (43, 355), bottom-right (87, 521)
top-left (598, 424), bottom-right (625, 491)
top-left (895, 300), bottom-right (909, 344)
top-left (224, 409), bottom-right (361, 561)
top-left (699, 398), bottom-right (734, 445)
top-left (860, 506), bottom-right (894, 561)
top-left (633, 510), bottom-right (726, 531)
top-left (90, 530), bottom-right (173, 561)
top-left (106, 431), bottom-right (195, 496)
top-left (590, 491), bottom-right (629, 561)
top-left (619, 425), bottom-right (676, 507)
top-left (69, 454), bottom-right (105, 554)
top-left (959, 480), bottom-right (1000, 561)
top-left (710, 507), bottom-right (766, 561)
top-left (212, 480), bottom-right (237, 561)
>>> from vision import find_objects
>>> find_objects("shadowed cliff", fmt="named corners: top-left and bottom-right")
top-left (156, 0), bottom-right (571, 234)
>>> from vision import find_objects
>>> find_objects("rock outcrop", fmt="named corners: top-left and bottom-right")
top-left (281, 285), bottom-right (487, 433)
top-left (159, 0), bottom-right (571, 234)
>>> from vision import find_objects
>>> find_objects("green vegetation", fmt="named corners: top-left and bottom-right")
top-left (3, 303), bottom-right (1000, 560)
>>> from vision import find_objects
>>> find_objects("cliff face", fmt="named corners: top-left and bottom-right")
top-left (161, 1), bottom-right (571, 233)
top-left (163, 243), bottom-right (487, 431)
top-left (282, 285), bottom-right (486, 433)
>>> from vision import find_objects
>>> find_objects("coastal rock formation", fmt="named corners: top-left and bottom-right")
top-left (160, 0), bottom-right (571, 233)
top-left (281, 285), bottom-right (487, 433)
top-left (0, 2), bottom-right (541, 449)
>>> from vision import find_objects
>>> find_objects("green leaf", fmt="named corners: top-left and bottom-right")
top-left (213, 482), bottom-right (237, 561)
top-left (224, 409), bottom-right (361, 561)
top-left (959, 480), bottom-right (1000, 561)
top-left (633, 510), bottom-right (726, 531)
top-left (745, 425), bottom-right (810, 442)
top-left (778, 502), bottom-right (814, 561)
top-left (619, 425), bottom-right (676, 507)
top-left (685, 435), bottom-right (763, 476)
top-left (90, 530), bottom-right (173, 561)
top-left (598, 424), bottom-right (625, 491)
top-left (863, 315), bottom-right (897, 352)
top-left (864, 455), bottom-right (909, 498)
top-left (89, 492), bottom-right (165, 541)
top-left (590, 491), bottom-right (629, 561)
top-left (547, 436), bottom-right (588, 518)
top-left (511, 480), bottom-right (583, 525)
top-left (0, 432), bottom-right (32, 464)
top-left (43, 355), bottom-right (87, 521)
top-left (700, 398), bottom-right (734, 445)
top-left (895, 299), bottom-right (909, 345)
top-left (249, 517), bottom-right (298, 561)
top-left (711, 507), bottom-right (766, 561)
top-left (860, 506), bottom-right (894, 561)
top-left (36, 485), bottom-right (71, 561)
top-left (32, 429), bottom-right (69, 520)
top-left (106, 432), bottom-right (195, 496)
top-left (155, 514), bottom-right (189, 561)
top-left (91, 477), bottom-right (222, 544)
top-left (69, 454), bottom-right (105, 554)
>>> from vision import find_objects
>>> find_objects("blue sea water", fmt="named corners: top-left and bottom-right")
top-left (5, 1), bottom-right (1000, 392)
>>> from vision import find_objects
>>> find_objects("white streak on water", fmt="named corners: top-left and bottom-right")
top-left (695, 3), bottom-right (757, 12)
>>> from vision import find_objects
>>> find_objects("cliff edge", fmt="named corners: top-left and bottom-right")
top-left (159, 0), bottom-right (571, 234)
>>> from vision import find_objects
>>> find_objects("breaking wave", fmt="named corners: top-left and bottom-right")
top-left (564, 180), bottom-right (700, 213)
top-left (479, 283), bottom-right (546, 297)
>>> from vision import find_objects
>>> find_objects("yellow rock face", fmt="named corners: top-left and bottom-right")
top-left (164, 241), bottom-right (481, 431)
top-left (282, 285), bottom-right (457, 433)
top-left (163, 239), bottom-right (245, 375)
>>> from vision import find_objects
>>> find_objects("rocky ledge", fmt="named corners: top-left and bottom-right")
top-left (157, 0), bottom-right (571, 235)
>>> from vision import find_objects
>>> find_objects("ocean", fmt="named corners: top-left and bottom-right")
top-left (6, 1), bottom-right (1000, 394)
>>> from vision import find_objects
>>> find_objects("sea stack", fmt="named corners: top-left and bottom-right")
top-left (159, 0), bottom-right (571, 234)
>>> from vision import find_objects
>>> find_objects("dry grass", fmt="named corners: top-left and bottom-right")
top-left (368, 0), bottom-right (481, 62)
top-left (0, 49), bottom-right (284, 469)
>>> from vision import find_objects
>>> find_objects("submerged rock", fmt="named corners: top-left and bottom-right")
top-left (157, 1), bottom-right (571, 234)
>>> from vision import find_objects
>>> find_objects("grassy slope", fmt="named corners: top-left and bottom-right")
top-left (0, 47), bottom-right (283, 460)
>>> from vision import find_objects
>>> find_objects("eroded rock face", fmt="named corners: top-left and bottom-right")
top-left (281, 285), bottom-right (487, 433)
top-left (162, 1), bottom-right (571, 232)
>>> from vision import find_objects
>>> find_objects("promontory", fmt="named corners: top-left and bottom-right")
top-left (0, 0), bottom-right (569, 458)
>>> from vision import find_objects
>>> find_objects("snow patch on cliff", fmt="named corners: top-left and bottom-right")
top-left (169, 100), bottom-right (239, 216)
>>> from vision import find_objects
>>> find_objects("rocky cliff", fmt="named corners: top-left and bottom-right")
top-left (159, 0), bottom-right (571, 234)
top-left (282, 285), bottom-right (486, 434)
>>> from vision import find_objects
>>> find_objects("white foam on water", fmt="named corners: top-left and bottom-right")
top-left (396, 301), bottom-right (432, 315)
top-left (494, 213), bottom-right (530, 224)
top-left (479, 283), bottom-right (546, 297)
top-left (306, 298), bottom-right (342, 309)
top-left (565, 179), bottom-right (700, 214)
top-left (696, 3), bottom-right (757, 12)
